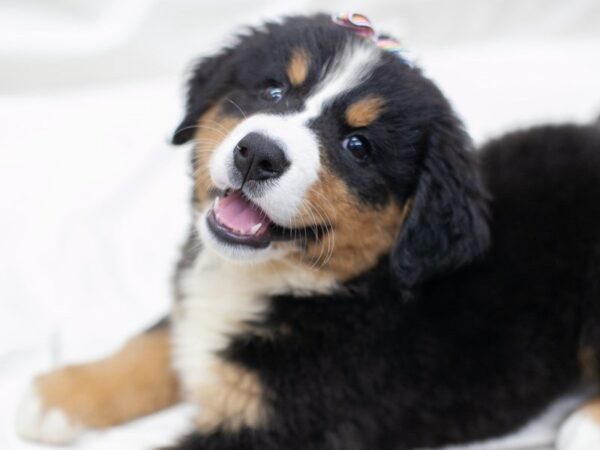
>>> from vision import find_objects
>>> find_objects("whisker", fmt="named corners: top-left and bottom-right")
top-left (309, 200), bottom-right (335, 269)
top-left (200, 119), bottom-right (234, 136)
top-left (225, 97), bottom-right (248, 119)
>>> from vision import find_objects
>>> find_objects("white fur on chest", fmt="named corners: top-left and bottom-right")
top-left (171, 248), bottom-right (336, 397)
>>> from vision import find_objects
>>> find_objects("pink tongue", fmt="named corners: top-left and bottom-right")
top-left (215, 191), bottom-right (271, 234)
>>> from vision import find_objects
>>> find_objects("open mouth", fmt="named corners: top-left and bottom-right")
top-left (206, 190), bottom-right (326, 249)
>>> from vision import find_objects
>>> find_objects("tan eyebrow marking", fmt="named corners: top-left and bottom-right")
top-left (287, 48), bottom-right (310, 87)
top-left (345, 96), bottom-right (386, 127)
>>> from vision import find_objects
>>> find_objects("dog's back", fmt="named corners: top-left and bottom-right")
top-left (480, 121), bottom-right (600, 276)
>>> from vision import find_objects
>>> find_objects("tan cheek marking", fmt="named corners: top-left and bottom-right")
top-left (35, 330), bottom-right (179, 428)
top-left (299, 166), bottom-right (411, 280)
top-left (193, 360), bottom-right (271, 433)
top-left (345, 96), bottom-right (386, 128)
top-left (194, 103), bottom-right (243, 204)
top-left (287, 48), bottom-right (310, 87)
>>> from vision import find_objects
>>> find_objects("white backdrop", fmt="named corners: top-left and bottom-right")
top-left (1, 1), bottom-right (599, 449)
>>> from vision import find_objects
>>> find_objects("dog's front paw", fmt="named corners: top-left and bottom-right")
top-left (556, 405), bottom-right (600, 450)
top-left (15, 381), bottom-right (84, 445)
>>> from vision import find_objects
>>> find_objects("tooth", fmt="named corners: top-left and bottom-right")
top-left (214, 197), bottom-right (220, 209)
top-left (250, 223), bottom-right (262, 235)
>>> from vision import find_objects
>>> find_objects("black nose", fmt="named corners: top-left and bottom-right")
top-left (234, 133), bottom-right (290, 183)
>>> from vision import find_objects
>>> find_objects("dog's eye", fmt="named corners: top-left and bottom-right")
top-left (342, 135), bottom-right (372, 161)
top-left (263, 85), bottom-right (285, 102)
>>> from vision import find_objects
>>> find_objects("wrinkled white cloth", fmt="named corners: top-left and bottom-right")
top-left (1, 1), bottom-right (599, 449)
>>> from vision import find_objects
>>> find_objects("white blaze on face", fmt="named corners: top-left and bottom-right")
top-left (298, 43), bottom-right (382, 124)
top-left (204, 42), bottom-right (381, 257)
top-left (209, 114), bottom-right (320, 225)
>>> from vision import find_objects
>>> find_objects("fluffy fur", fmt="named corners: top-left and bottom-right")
top-left (16, 13), bottom-right (600, 450)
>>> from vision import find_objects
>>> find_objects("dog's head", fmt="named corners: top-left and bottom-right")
top-left (173, 14), bottom-right (489, 287)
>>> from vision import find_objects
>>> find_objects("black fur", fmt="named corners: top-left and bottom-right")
top-left (167, 14), bottom-right (600, 450)
top-left (390, 116), bottom-right (490, 287)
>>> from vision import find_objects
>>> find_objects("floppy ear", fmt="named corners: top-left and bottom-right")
top-left (171, 47), bottom-right (237, 145)
top-left (391, 118), bottom-right (490, 287)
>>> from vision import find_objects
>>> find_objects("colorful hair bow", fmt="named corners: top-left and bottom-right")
top-left (332, 12), bottom-right (412, 65)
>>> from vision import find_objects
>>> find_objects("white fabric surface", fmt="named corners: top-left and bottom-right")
top-left (1, 1), bottom-right (599, 449)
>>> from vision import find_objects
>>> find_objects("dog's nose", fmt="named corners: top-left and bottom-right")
top-left (234, 133), bottom-right (290, 183)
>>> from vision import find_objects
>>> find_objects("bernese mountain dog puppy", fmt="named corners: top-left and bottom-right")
top-left (15, 13), bottom-right (600, 450)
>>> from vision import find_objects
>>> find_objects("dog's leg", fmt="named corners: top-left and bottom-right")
top-left (15, 321), bottom-right (179, 445)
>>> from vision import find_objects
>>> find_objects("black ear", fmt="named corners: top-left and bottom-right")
top-left (172, 47), bottom-right (237, 145)
top-left (391, 118), bottom-right (490, 287)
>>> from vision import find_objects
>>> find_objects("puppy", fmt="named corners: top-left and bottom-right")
top-left (15, 13), bottom-right (600, 450)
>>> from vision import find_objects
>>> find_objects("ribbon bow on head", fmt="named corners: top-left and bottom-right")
top-left (331, 12), bottom-right (412, 66)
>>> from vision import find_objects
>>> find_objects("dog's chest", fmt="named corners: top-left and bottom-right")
top-left (171, 250), bottom-right (337, 396)
top-left (171, 251), bottom-right (269, 395)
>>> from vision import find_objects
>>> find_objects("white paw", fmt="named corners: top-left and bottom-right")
top-left (556, 410), bottom-right (600, 450)
top-left (15, 384), bottom-right (84, 445)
